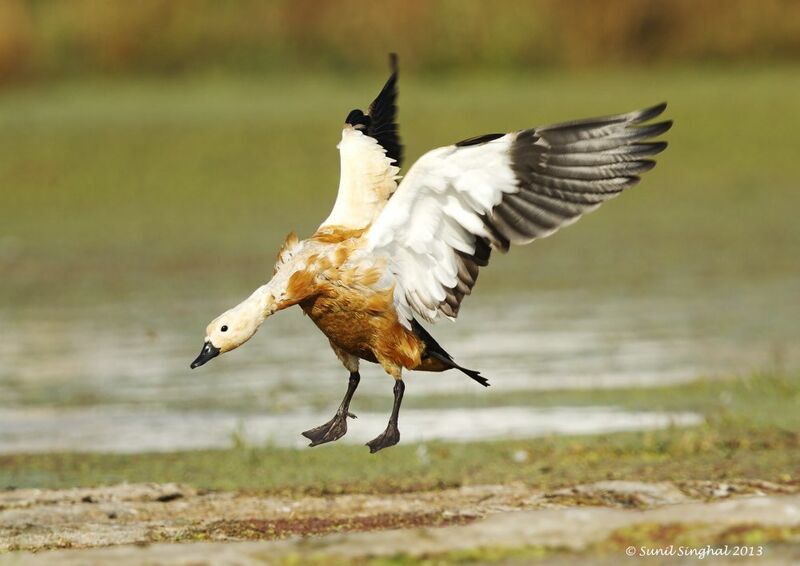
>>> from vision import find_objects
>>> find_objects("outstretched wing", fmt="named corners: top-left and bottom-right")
top-left (365, 103), bottom-right (672, 325)
top-left (319, 54), bottom-right (403, 231)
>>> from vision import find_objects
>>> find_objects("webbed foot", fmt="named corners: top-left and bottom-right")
top-left (302, 411), bottom-right (356, 447)
top-left (366, 423), bottom-right (400, 453)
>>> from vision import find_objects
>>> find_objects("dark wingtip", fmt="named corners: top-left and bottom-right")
top-left (361, 52), bottom-right (402, 167)
top-left (638, 159), bottom-right (657, 173)
top-left (632, 120), bottom-right (673, 139)
top-left (648, 140), bottom-right (669, 155)
top-left (624, 102), bottom-right (668, 126)
top-left (638, 101), bottom-right (668, 122)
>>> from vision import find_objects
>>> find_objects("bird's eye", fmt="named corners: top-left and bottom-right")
top-left (221, 325), bottom-right (228, 332)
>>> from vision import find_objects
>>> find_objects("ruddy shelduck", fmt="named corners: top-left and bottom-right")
top-left (191, 55), bottom-right (671, 452)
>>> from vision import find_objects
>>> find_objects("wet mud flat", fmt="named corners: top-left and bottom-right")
top-left (2, 480), bottom-right (799, 565)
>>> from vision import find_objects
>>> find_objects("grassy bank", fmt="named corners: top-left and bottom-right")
top-left (2, 372), bottom-right (797, 494)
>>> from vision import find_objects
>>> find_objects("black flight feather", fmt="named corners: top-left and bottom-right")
top-left (345, 53), bottom-right (403, 168)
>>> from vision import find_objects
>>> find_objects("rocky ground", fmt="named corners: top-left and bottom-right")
top-left (2, 480), bottom-right (799, 564)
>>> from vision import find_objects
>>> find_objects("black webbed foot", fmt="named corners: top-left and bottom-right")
top-left (302, 411), bottom-right (357, 447)
top-left (365, 423), bottom-right (400, 453)
top-left (302, 371), bottom-right (360, 447)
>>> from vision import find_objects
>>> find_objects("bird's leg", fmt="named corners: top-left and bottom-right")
top-left (302, 371), bottom-right (360, 447)
top-left (366, 379), bottom-right (404, 453)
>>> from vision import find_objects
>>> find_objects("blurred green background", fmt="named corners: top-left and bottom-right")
top-left (0, 1), bottom-right (798, 459)
top-left (1, 0), bottom-right (798, 299)
top-left (2, 0), bottom-right (800, 79)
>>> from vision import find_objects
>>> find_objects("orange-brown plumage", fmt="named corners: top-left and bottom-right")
top-left (274, 232), bottom-right (299, 274)
top-left (311, 226), bottom-right (366, 244)
top-left (295, 229), bottom-right (428, 375)
top-left (300, 287), bottom-right (421, 371)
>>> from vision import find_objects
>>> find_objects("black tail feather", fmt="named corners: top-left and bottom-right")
top-left (411, 320), bottom-right (490, 387)
top-left (460, 367), bottom-right (491, 387)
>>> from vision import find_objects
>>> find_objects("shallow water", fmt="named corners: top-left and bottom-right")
top-left (0, 406), bottom-right (702, 454)
top-left (0, 278), bottom-right (797, 453)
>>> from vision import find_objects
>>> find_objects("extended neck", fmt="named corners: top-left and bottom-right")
top-left (239, 283), bottom-right (277, 326)
top-left (233, 241), bottom-right (311, 328)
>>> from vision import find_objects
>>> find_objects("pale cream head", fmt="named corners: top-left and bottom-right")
top-left (205, 306), bottom-right (261, 354)
top-left (190, 286), bottom-right (275, 369)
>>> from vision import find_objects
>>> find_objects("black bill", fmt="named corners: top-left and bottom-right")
top-left (190, 341), bottom-right (220, 369)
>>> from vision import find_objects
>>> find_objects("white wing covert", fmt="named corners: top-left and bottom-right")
top-left (320, 55), bottom-right (403, 231)
top-left (366, 103), bottom-right (672, 326)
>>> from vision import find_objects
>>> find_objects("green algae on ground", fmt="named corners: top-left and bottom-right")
top-left (155, 511), bottom-right (477, 545)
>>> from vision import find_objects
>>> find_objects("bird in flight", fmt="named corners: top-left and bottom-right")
top-left (191, 55), bottom-right (671, 453)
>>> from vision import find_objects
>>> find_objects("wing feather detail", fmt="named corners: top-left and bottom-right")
top-left (366, 103), bottom-right (671, 325)
top-left (319, 55), bottom-right (402, 232)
